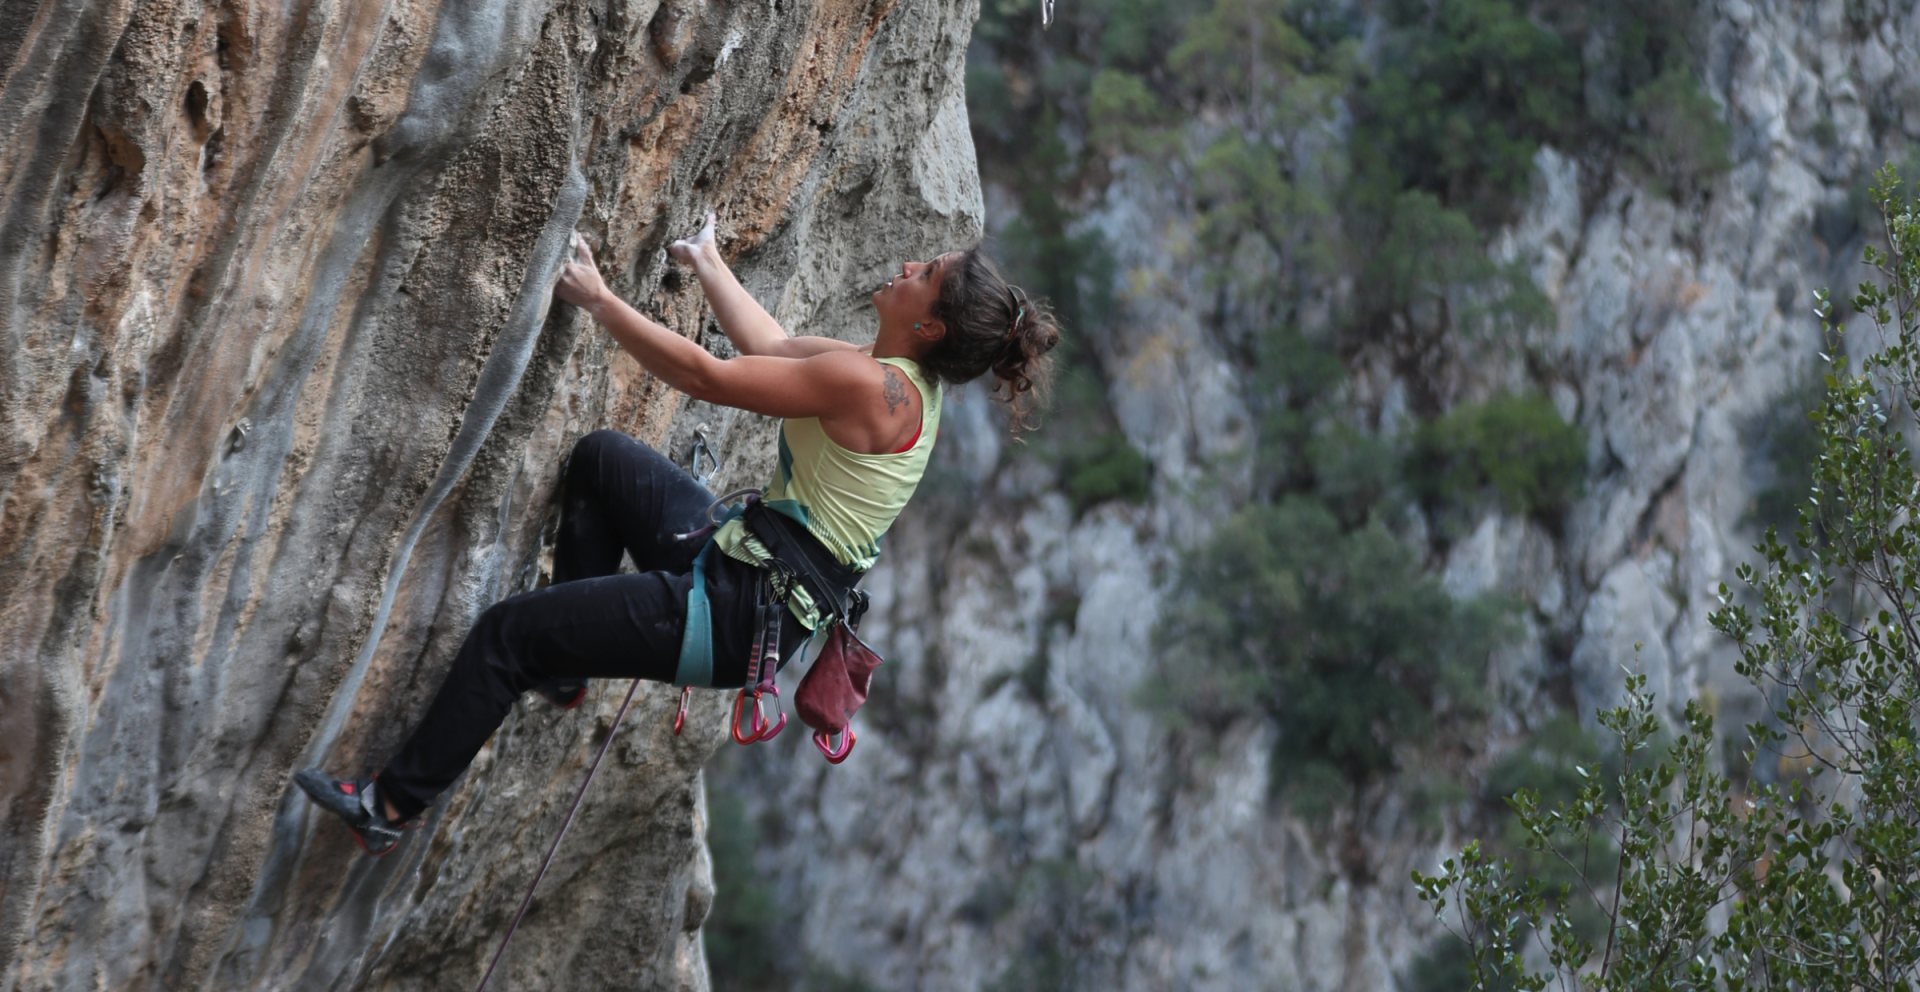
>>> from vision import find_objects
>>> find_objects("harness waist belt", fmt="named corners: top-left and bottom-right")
top-left (672, 498), bottom-right (868, 689)
top-left (742, 501), bottom-right (866, 624)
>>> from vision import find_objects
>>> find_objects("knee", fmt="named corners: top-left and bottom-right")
top-left (566, 430), bottom-right (626, 489)
top-left (570, 429), bottom-right (627, 468)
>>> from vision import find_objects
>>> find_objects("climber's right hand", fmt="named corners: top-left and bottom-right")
top-left (556, 233), bottom-right (610, 311)
top-left (668, 211), bottom-right (717, 268)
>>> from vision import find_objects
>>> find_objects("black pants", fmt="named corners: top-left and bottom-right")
top-left (379, 430), bottom-right (803, 820)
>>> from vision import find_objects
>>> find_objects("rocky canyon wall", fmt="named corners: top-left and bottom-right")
top-left (717, 1), bottom-right (1920, 990)
top-left (0, 0), bottom-right (981, 987)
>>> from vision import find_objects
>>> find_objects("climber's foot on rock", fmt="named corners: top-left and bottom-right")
top-left (668, 211), bottom-right (716, 266)
top-left (294, 769), bottom-right (418, 857)
top-left (535, 678), bottom-right (590, 709)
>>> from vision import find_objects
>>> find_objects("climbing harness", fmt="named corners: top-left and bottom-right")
top-left (474, 676), bottom-right (643, 992)
top-left (664, 489), bottom-right (884, 763)
top-left (668, 486), bottom-right (763, 736)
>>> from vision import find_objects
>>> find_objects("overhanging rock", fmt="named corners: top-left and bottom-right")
top-left (0, 0), bottom-right (981, 986)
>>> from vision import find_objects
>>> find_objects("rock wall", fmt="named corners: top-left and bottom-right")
top-left (0, 0), bottom-right (980, 986)
top-left (718, 1), bottom-right (1920, 990)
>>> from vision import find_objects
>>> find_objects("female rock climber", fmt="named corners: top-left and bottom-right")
top-left (295, 216), bottom-right (1060, 854)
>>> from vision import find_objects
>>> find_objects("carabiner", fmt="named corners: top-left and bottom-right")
top-left (731, 690), bottom-right (759, 745)
top-left (754, 684), bottom-right (787, 741)
top-left (813, 727), bottom-right (856, 764)
top-left (689, 426), bottom-right (721, 490)
top-left (729, 689), bottom-right (781, 744)
top-left (672, 685), bottom-right (693, 736)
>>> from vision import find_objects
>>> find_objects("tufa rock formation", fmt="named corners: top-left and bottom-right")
top-left (0, 0), bottom-right (980, 987)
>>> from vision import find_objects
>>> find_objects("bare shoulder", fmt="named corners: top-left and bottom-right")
top-left (800, 349), bottom-right (884, 384)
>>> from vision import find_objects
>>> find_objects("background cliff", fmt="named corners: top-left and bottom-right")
top-left (710, 1), bottom-right (1920, 990)
top-left (0, 0), bottom-right (981, 987)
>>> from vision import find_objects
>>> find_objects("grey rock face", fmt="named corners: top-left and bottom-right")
top-left (0, 0), bottom-right (980, 987)
top-left (717, 2), bottom-right (1920, 990)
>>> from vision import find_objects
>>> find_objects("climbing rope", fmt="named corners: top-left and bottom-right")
top-left (473, 677), bottom-right (643, 992)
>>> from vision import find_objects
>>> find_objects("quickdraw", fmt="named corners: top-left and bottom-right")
top-left (729, 564), bottom-right (790, 745)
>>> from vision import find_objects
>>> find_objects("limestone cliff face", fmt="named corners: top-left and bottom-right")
top-left (719, 2), bottom-right (1920, 990)
top-left (0, 0), bottom-right (980, 986)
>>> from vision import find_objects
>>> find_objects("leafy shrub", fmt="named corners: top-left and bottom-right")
top-left (1355, 0), bottom-right (1582, 228)
top-left (1744, 372), bottom-right (1825, 541)
top-left (1061, 431), bottom-right (1152, 514)
top-left (1407, 393), bottom-right (1586, 531)
top-left (1622, 67), bottom-right (1732, 198)
top-left (1414, 164), bottom-right (1920, 992)
top-left (1086, 69), bottom-right (1175, 157)
top-left (1152, 497), bottom-right (1513, 809)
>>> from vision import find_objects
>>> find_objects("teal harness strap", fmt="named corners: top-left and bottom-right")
top-left (674, 498), bottom-right (754, 688)
top-left (674, 541), bottom-right (718, 688)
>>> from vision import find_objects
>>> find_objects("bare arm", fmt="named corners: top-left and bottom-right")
top-left (673, 214), bottom-right (868, 359)
top-left (557, 235), bottom-right (876, 421)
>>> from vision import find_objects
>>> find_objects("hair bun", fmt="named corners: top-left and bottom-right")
top-left (921, 250), bottom-right (1061, 437)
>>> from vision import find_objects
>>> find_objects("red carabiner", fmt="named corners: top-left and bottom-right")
top-left (731, 690), bottom-right (760, 745)
top-left (812, 727), bottom-right (856, 764)
top-left (672, 686), bottom-right (693, 736)
top-left (731, 687), bottom-right (788, 745)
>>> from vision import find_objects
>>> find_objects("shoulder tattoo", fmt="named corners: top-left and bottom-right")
top-left (883, 366), bottom-right (908, 415)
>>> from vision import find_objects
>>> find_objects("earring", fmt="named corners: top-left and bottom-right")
top-left (914, 322), bottom-right (922, 329)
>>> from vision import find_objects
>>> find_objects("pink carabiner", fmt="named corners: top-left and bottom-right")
top-left (672, 686), bottom-right (692, 736)
top-left (812, 727), bottom-right (856, 764)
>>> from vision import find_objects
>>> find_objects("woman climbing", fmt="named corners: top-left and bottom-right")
top-left (294, 215), bottom-right (1059, 854)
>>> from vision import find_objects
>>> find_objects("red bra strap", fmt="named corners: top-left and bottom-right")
top-left (890, 419), bottom-right (922, 454)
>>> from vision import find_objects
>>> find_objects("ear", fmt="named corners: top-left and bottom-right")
top-left (915, 318), bottom-right (947, 344)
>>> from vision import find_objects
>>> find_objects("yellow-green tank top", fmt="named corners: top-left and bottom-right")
top-left (712, 356), bottom-right (941, 626)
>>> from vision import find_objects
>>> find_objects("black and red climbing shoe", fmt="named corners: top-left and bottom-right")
top-left (535, 678), bottom-right (590, 709)
top-left (293, 769), bottom-right (419, 857)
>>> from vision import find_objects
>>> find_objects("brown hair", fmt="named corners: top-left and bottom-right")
top-left (920, 248), bottom-right (1060, 436)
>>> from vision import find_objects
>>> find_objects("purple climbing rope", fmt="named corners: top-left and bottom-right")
top-left (475, 677), bottom-right (644, 992)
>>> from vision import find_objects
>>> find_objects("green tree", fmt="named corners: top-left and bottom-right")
top-left (1153, 497), bottom-right (1512, 817)
top-left (1411, 164), bottom-right (1920, 991)
top-left (1408, 393), bottom-right (1587, 537)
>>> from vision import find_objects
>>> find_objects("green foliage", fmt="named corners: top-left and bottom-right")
top-left (1061, 430), bottom-right (1152, 514)
top-left (705, 788), bottom-right (800, 992)
top-left (1744, 372), bottom-right (1826, 540)
top-left (1086, 69), bottom-right (1176, 157)
top-left (1152, 497), bottom-right (1513, 811)
top-left (1347, 190), bottom-right (1555, 352)
top-left (1407, 393), bottom-right (1587, 533)
top-left (1622, 68), bottom-right (1732, 198)
top-left (979, 860), bottom-right (1120, 992)
top-left (1411, 165), bottom-right (1920, 991)
top-left (1409, 933), bottom-right (1521, 992)
top-left (1356, 0), bottom-right (1582, 228)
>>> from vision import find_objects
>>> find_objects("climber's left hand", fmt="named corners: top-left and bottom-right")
top-left (555, 233), bottom-right (610, 310)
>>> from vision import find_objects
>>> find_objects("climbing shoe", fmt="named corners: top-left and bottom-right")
top-left (293, 769), bottom-right (418, 857)
top-left (535, 678), bottom-right (590, 709)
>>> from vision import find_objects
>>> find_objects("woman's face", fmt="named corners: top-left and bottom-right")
top-left (872, 252), bottom-right (958, 327)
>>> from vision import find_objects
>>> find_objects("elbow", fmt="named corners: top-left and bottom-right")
top-left (679, 361), bottom-right (728, 405)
